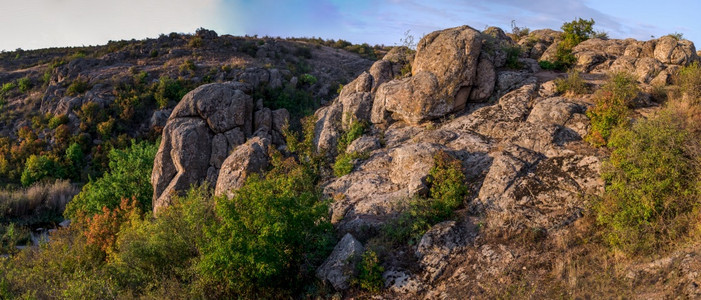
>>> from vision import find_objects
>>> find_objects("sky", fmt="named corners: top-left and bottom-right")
top-left (1, 0), bottom-right (699, 51)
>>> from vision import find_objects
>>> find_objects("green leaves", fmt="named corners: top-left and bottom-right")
top-left (64, 141), bottom-right (157, 220)
top-left (198, 153), bottom-right (334, 296)
top-left (595, 113), bottom-right (699, 254)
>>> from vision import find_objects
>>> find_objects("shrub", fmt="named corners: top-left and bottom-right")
top-left (47, 114), bottom-right (69, 129)
top-left (84, 197), bottom-right (141, 254)
top-left (381, 151), bottom-right (467, 245)
top-left (426, 151), bottom-right (468, 216)
top-left (96, 117), bottom-right (116, 139)
top-left (197, 152), bottom-right (334, 297)
top-left (188, 36), bottom-right (203, 48)
top-left (239, 41), bottom-right (259, 57)
top-left (155, 76), bottom-right (188, 109)
top-left (595, 112), bottom-right (700, 254)
top-left (504, 45), bottom-right (523, 69)
top-left (560, 18), bottom-right (595, 50)
top-left (17, 77), bottom-right (32, 93)
top-left (540, 18), bottom-right (595, 70)
top-left (337, 117), bottom-right (367, 154)
top-left (0, 223), bottom-right (30, 254)
top-left (253, 86), bottom-right (316, 117)
top-left (539, 60), bottom-right (568, 71)
top-left (0, 82), bottom-right (16, 94)
top-left (0, 225), bottom-right (114, 299)
top-left (333, 152), bottom-right (367, 177)
top-left (179, 59), bottom-right (197, 75)
top-left (676, 61), bottom-right (701, 102)
top-left (66, 77), bottom-right (90, 96)
top-left (510, 20), bottom-right (530, 39)
top-left (666, 32), bottom-right (684, 40)
top-left (108, 185), bottom-right (214, 295)
top-left (354, 250), bottom-right (385, 293)
top-left (555, 69), bottom-right (588, 95)
top-left (299, 73), bottom-right (317, 85)
top-left (294, 46), bottom-right (313, 59)
top-left (585, 72), bottom-right (639, 147)
top-left (20, 155), bottom-right (63, 187)
top-left (76, 101), bottom-right (102, 129)
top-left (64, 140), bottom-right (157, 220)
top-left (65, 142), bottom-right (84, 180)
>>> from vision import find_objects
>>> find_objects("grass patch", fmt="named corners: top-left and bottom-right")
top-left (555, 69), bottom-right (588, 95)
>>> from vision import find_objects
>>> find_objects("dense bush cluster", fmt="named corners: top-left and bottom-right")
top-left (595, 110), bottom-right (700, 254)
top-left (64, 141), bottom-right (157, 220)
top-left (0, 116), bottom-right (339, 298)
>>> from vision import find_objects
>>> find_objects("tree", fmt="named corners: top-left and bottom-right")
top-left (64, 141), bottom-right (157, 220)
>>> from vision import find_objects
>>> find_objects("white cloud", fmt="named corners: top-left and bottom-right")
top-left (1, 0), bottom-right (222, 50)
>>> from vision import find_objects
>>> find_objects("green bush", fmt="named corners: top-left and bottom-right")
top-left (585, 72), bottom-right (639, 147)
top-left (17, 77), bottom-right (32, 93)
top-left (504, 46), bottom-right (523, 69)
top-left (155, 76), bottom-right (188, 109)
top-left (0, 82), bottom-right (15, 94)
top-left (595, 113), bottom-right (700, 254)
top-left (333, 152), bottom-right (368, 177)
top-left (254, 86), bottom-right (317, 117)
top-left (540, 18), bottom-right (595, 70)
top-left (0, 223), bottom-right (30, 254)
top-left (20, 155), bottom-right (63, 187)
top-left (64, 140), bottom-right (157, 220)
top-left (539, 60), bottom-right (568, 71)
top-left (426, 151), bottom-right (468, 215)
top-left (299, 73), bottom-right (318, 85)
top-left (197, 152), bottom-right (334, 297)
top-left (108, 185), bottom-right (214, 296)
top-left (337, 118), bottom-right (367, 154)
top-left (64, 142), bottom-right (84, 180)
top-left (381, 151), bottom-right (467, 245)
top-left (48, 114), bottom-right (69, 129)
top-left (354, 250), bottom-right (385, 293)
top-left (179, 59), bottom-right (197, 75)
top-left (555, 69), bottom-right (588, 94)
top-left (676, 61), bottom-right (701, 102)
top-left (66, 77), bottom-right (90, 96)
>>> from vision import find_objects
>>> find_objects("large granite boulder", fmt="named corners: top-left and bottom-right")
top-left (380, 26), bottom-right (484, 124)
top-left (214, 137), bottom-right (270, 199)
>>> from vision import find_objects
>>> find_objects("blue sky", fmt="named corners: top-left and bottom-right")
top-left (2, 0), bottom-right (699, 51)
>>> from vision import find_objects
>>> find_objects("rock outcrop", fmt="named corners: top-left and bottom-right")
top-left (151, 83), bottom-right (288, 213)
top-left (567, 36), bottom-right (696, 83)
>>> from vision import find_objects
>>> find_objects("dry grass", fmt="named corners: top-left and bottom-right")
top-left (0, 180), bottom-right (79, 223)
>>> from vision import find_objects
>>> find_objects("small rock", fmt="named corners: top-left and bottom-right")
top-left (316, 233), bottom-right (364, 291)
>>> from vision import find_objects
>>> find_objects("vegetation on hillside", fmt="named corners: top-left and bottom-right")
top-left (539, 18), bottom-right (596, 70)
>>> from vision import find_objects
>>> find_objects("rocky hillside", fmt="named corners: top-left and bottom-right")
top-left (150, 24), bottom-right (700, 298)
top-left (1, 22), bottom-right (700, 299)
top-left (0, 28), bottom-right (376, 189)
